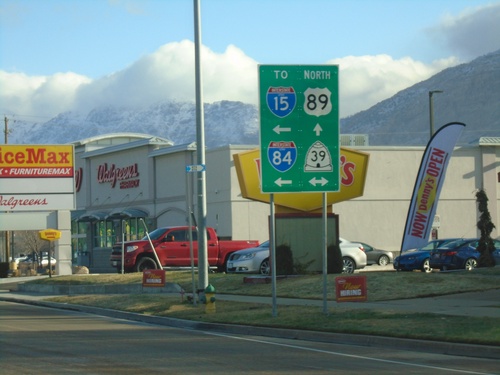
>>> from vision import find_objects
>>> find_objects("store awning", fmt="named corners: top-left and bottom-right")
top-left (71, 210), bottom-right (85, 221)
top-left (77, 211), bottom-right (109, 222)
top-left (106, 208), bottom-right (149, 220)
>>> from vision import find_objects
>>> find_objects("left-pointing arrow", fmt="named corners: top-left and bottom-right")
top-left (273, 125), bottom-right (292, 134)
top-left (275, 177), bottom-right (292, 187)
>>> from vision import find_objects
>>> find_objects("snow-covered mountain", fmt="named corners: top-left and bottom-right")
top-left (7, 100), bottom-right (259, 148)
top-left (340, 49), bottom-right (500, 145)
top-left (6, 50), bottom-right (500, 147)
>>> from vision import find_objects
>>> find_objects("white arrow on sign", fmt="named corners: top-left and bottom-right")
top-left (186, 164), bottom-right (206, 172)
top-left (313, 123), bottom-right (323, 136)
top-left (275, 177), bottom-right (292, 187)
top-left (309, 177), bottom-right (328, 186)
top-left (273, 125), bottom-right (291, 134)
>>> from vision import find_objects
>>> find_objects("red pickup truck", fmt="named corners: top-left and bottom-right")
top-left (110, 226), bottom-right (259, 273)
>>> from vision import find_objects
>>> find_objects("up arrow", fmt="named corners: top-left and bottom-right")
top-left (313, 123), bottom-right (323, 136)
top-left (275, 177), bottom-right (293, 187)
top-left (273, 125), bottom-right (291, 134)
top-left (309, 177), bottom-right (328, 186)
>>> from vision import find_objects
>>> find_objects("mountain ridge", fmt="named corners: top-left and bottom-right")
top-left (6, 50), bottom-right (500, 147)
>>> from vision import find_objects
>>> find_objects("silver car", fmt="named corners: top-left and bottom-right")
top-left (227, 241), bottom-right (270, 275)
top-left (339, 237), bottom-right (367, 273)
top-left (226, 238), bottom-right (366, 275)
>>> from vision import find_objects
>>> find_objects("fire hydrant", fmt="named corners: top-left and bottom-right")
top-left (203, 284), bottom-right (216, 314)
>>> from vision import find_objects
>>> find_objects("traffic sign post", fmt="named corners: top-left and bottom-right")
top-left (259, 65), bottom-right (339, 193)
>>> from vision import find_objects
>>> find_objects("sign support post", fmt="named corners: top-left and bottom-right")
top-left (259, 65), bottom-right (339, 316)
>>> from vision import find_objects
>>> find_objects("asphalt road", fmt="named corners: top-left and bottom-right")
top-left (1, 301), bottom-right (499, 375)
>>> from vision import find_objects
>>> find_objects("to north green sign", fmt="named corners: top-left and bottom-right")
top-left (259, 65), bottom-right (340, 193)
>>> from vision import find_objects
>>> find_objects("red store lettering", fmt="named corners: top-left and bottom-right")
top-left (0, 195), bottom-right (48, 209)
top-left (97, 163), bottom-right (139, 188)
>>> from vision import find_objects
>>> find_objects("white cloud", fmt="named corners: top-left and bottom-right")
top-left (75, 40), bottom-right (258, 113)
top-left (1, 41), bottom-right (460, 120)
top-left (429, 3), bottom-right (500, 60)
top-left (0, 71), bottom-right (90, 119)
top-left (1, 2), bottom-right (497, 121)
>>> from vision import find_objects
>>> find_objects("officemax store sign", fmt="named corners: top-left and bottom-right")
top-left (0, 145), bottom-right (75, 211)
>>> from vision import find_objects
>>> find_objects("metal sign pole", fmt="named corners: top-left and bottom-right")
top-left (270, 193), bottom-right (277, 317)
top-left (186, 169), bottom-right (196, 305)
top-left (322, 192), bottom-right (328, 314)
top-left (121, 220), bottom-right (125, 274)
top-left (140, 219), bottom-right (162, 269)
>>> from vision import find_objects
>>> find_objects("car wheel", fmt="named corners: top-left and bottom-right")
top-left (464, 258), bottom-right (477, 271)
top-left (135, 257), bottom-right (157, 272)
top-left (342, 257), bottom-right (356, 274)
top-left (378, 255), bottom-right (390, 266)
top-left (421, 258), bottom-right (432, 273)
top-left (259, 259), bottom-right (270, 275)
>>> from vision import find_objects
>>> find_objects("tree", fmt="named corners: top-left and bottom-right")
top-left (475, 189), bottom-right (496, 267)
top-left (15, 231), bottom-right (49, 266)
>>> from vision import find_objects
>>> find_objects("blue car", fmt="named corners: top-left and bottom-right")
top-left (430, 238), bottom-right (500, 271)
top-left (393, 238), bottom-right (460, 273)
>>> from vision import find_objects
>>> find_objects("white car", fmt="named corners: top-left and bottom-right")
top-left (227, 241), bottom-right (270, 275)
top-left (226, 238), bottom-right (366, 275)
top-left (14, 255), bottom-right (29, 265)
top-left (20, 256), bottom-right (57, 268)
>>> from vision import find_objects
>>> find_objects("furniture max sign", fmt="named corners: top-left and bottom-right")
top-left (0, 145), bottom-right (75, 211)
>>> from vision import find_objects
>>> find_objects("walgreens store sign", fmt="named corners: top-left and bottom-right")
top-left (0, 145), bottom-right (75, 211)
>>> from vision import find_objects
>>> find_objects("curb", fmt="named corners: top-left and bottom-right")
top-left (1, 293), bottom-right (499, 360)
top-left (14, 282), bottom-right (183, 295)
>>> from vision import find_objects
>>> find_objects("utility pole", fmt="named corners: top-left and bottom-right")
top-left (4, 116), bottom-right (7, 143)
top-left (429, 90), bottom-right (443, 138)
top-left (4, 116), bottom-right (11, 262)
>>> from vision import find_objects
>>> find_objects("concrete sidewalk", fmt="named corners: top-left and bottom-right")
top-left (216, 289), bottom-right (500, 318)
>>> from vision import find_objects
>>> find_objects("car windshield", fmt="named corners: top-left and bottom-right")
top-left (418, 242), bottom-right (437, 251)
top-left (260, 241), bottom-right (269, 248)
top-left (142, 228), bottom-right (168, 241)
top-left (440, 239), bottom-right (473, 249)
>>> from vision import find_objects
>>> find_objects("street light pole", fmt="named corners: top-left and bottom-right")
top-left (4, 116), bottom-right (10, 263)
top-left (429, 90), bottom-right (443, 138)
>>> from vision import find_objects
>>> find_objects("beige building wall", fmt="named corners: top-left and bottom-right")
top-left (332, 143), bottom-right (499, 252)
top-left (70, 134), bottom-right (499, 271)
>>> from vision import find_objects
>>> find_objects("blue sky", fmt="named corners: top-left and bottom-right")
top-left (1, 0), bottom-right (499, 119)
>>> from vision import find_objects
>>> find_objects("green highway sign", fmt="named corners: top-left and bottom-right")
top-left (259, 65), bottom-right (340, 193)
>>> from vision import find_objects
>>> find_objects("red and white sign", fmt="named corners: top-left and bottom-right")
top-left (0, 145), bottom-right (75, 211)
top-left (142, 269), bottom-right (166, 287)
top-left (335, 275), bottom-right (367, 302)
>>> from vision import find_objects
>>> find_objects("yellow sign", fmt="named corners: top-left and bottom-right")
top-left (0, 145), bottom-right (74, 178)
top-left (234, 147), bottom-right (369, 212)
top-left (39, 229), bottom-right (62, 241)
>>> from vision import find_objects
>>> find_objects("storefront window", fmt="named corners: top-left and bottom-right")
top-left (120, 218), bottom-right (147, 241)
top-left (71, 220), bottom-right (88, 264)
